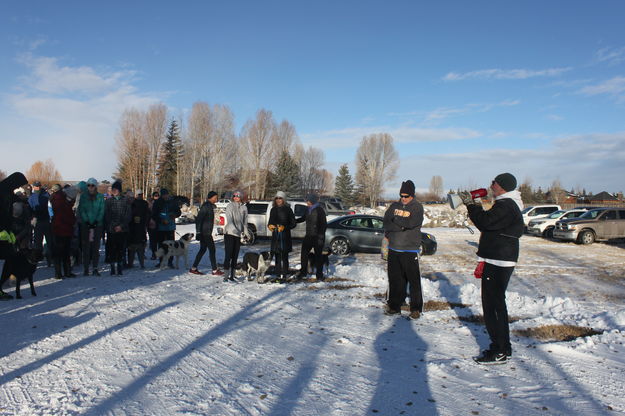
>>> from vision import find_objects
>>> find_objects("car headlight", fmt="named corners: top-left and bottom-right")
top-left (566, 224), bottom-right (577, 231)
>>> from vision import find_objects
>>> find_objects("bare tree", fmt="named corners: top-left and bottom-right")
top-left (549, 179), bottom-right (566, 204)
top-left (115, 108), bottom-right (147, 193)
top-left (26, 159), bottom-right (62, 186)
top-left (299, 147), bottom-right (326, 195)
top-left (272, 120), bottom-right (300, 156)
top-left (144, 103), bottom-right (168, 193)
top-left (355, 133), bottom-right (398, 207)
top-left (240, 109), bottom-right (276, 199)
top-left (429, 175), bottom-right (444, 199)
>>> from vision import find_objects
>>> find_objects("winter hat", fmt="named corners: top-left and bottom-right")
top-left (112, 180), bottom-right (122, 192)
top-left (399, 180), bottom-right (415, 197)
top-left (207, 191), bottom-right (218, 199)
top-left (494, 173), bottom-right (517, 192)
top-left (275, 191), bottom-right (287, 201)
top-left (32, 181), bottom-right (42, 187)
top-left (160, 188), bottom-right (169, 196)
top-left (306, 193), bottom-right (319, 204)
top-left (87, 177), bottom-right (98, 186)
top-left (232, 190), bottom-right (242, 198)
top-left (64, 186), bottom-right (79, 200)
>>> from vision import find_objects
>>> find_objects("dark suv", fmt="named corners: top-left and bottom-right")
top-left (553, 208), bottom-right (625, 244)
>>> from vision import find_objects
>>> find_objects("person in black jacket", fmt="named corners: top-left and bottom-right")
top-left (463, 172), bottom-right (524, 365)
top-left (190, 191), bottom-right (223, 276)
top-left (127, 190), bottom-right (150, 269)
top-left (151, 188), bottom-right (181, 268)
top-left (383, 180), bottom-right (424, 320)
top-left (295, 193), bottom-right (327, 281)
top-left (1, 172), bottom-right (29, 300)
top-left (267, 191), bottom-right (296, 282)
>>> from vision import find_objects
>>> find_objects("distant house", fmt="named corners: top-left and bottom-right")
top-left (588, 191), bottom-right (619, 205)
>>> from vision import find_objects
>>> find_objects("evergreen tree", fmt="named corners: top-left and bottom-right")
top-left (266, 151), bottom-right (300, 198)
top-left (334, 164), bottom-right (355, 205)
top-left (157, 119), bottom-right (182, 192)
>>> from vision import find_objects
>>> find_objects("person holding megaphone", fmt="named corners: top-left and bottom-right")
top-left (461, 173), bottom-right (524, 365)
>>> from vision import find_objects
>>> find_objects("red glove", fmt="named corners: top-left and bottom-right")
top-left (473, 261), bottom-right (485, 279)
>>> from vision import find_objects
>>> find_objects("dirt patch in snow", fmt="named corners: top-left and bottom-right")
top-left (513, 324), bottom-right (603, 341)
top-left (455, 314), bottom-right (523, 324)
top-left (304, 284), bottom-right (367, 291)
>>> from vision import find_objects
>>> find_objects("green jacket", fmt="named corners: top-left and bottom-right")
top-left (79, 192), bottom-right (105, 226)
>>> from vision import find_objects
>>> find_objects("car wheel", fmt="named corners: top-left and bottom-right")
top-left (543, 227), bottom-right (554, 239)
top-left (577, 230), bottom-right (595, 245)
top-left (242, 224), bottom-right (257, 246)
top-left (330, 237), bottom-right (350, 256)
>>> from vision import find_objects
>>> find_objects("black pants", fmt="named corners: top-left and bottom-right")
top-left (223, 234), bottom-right (241, 271)
top-left (387, 250), bottom-right (423, 312)
top-left (107, 232), bottom-right (127, 264)
top-left (52, 234), bottom-right (72, 277)
top-left (148, 228), bottom-right (158, 255)
top-left (192, 233), bottom-right (217, 270)
top-left (300, 235), bottom-right (324, 278)
top-left (33, 220), bottom-right (53, 263)
top-left (80, 225), bottom-right (102, 270)
top-left (481, 262), bottom-right (514, 354)
top-left (273, 251), bottom-right (289, 276)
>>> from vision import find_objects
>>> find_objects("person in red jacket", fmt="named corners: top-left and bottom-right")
top-left (50, 186), bottom-right (78, 279)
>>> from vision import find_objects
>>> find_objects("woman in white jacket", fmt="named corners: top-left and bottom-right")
top-left (222, 191), bottom-right (249, 282)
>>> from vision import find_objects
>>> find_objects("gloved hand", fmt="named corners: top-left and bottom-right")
top-left (268, 224), bottom-right (276, 232)
top-left (277, 225), bottom-right (285, 232)
top-left (459, 191), bottom-right (476, 206)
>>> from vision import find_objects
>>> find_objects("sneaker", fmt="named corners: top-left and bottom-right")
top-left (189, 268), bottom-right (204, 275)
top-left (212, 269), bottom-right (224, 276)
top-left (408, 311), bottom-right (421, 320)
top-left (474, 350), bottom-right (507, 365)
top-left (383, 304), bottom-right (401, 316)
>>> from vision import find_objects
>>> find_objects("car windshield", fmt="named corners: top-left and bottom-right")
top-left (579, 209), bottom-right (605, 219)
top-left (548, 210), bottom-right (566, 219)
top-left (521, 207), bottom-right (533, 214)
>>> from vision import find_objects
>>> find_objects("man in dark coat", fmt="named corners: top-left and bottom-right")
top-left (296, 193), bottom-right (327, 281)
top-left (104, 180), bottom-right (132, 275)
top-left (1, 172), bottom-right (28, 300)
top-left (127, 190), bottom-right (150, 269)
top-left (151, 188), bottom-right (181, 268)
top-left (190, 191), bottom-right (223, 276)
top-left (28, 180), bottom-right (52, 265)
top-left (463, 172), bottom-right (524, 365)
top-left (383, 180), bottom-right (424, 320)
top-left (267, 191), bottom-right (296, 282)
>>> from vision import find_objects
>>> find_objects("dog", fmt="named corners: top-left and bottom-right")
top-left (0, 249), bottom-right (38, 300)
top-left (155, 233), bottom-right (194, 270)
top-left (242, 251), bottom-right (272, 283)
top-left (307, 250), bottom-right (330, 275)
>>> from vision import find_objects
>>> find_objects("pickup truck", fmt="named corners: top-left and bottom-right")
top-left (216, 200), bottom-right (355, 245)
top-left (553, 207), bottom-right (625, 244)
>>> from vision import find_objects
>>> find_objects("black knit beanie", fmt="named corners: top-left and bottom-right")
top-left (207, 191), bottom-right (218, 199)
top-left (494, 173), bottom-right (517, 192)
top-left (112, 180), bottom-right (122, 192)
top-left (399, 180), bottom-right (415, 196)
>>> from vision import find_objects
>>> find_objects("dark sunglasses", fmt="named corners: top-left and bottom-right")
top-left (400, 194), bottom-right (411, 198)
top-left (87, 184), bottom-right (96, 187)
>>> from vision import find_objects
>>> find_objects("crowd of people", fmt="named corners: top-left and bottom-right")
top-left (1, 170), bottom-right (524, 365)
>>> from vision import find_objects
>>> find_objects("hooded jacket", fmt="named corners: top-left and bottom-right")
top-left (224, 201), bottom-right (249, 237)
top-left (195, 200), bottom-right (216, 236)
top-left (79, 191), bottom-right (105, 227)
top-left (467, 190), bottom-right (524, 263)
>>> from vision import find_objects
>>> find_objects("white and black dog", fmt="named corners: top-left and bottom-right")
top-left (242, 251), bottom-right (272, 283)
top-left (155, 233), bottom-right (194, 270)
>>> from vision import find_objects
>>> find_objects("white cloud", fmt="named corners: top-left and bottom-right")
top-left (578, 76), bottom-right (625, 101)
top-left (1, 54), bottom-right (163, 181)
top-left (442, 67), bottom-right (572, 82)
top-left (596, 46), bottom-right (625, 65)
top-left (423, 100), bottom-right (520, 123)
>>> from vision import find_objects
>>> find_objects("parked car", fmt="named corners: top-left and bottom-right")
top-left (521, 204), bottom-right (561, 230)
top-left (215, 199), bottom-right (231, 209)
top-left (553, 207), bottom-right (625, 244)
top-left (527, 209), bottom-right (588, 238)
top-left (324, 214), bottom-right (437, 256)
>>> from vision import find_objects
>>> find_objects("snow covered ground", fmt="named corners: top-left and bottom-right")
top-left (1, 224), bottom-right (624, 415)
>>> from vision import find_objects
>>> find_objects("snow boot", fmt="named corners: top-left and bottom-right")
top-left (117, 262), bottom-right (123, 276)
top-left (110, 263), bottom-right (116, 276)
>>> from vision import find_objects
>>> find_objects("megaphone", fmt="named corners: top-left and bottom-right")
top-left (448, 188), bottom-right (488, 210)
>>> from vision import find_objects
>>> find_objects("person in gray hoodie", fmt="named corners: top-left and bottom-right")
top-left (222, 191), bottom-right (250, 282)
top-left (383, 180), bottom-right (424, 320)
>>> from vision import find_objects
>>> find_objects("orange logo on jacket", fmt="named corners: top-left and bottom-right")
top-left (394, 209), bottom-right (411, 218)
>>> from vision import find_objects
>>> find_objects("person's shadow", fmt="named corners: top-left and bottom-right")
top-left (368, 317), bottom-right (438, 415)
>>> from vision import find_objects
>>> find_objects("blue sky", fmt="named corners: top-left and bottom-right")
top-left (1, 1), bottom-right (624, 195)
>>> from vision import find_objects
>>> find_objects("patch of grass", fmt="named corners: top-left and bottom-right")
top-left (304, 284), bottom-right (366, 291)
top-left (422, 300), bottom-right (471, 311)
top-left (513, 325), bottom-right (603, 342)
top-left (325, 277), bottom-right (354, 283)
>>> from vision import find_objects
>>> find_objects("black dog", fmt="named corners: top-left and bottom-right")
top-left (307, 250), bottom-right (330, 275)
top-left (0, 249), bottom-right (38, 300)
